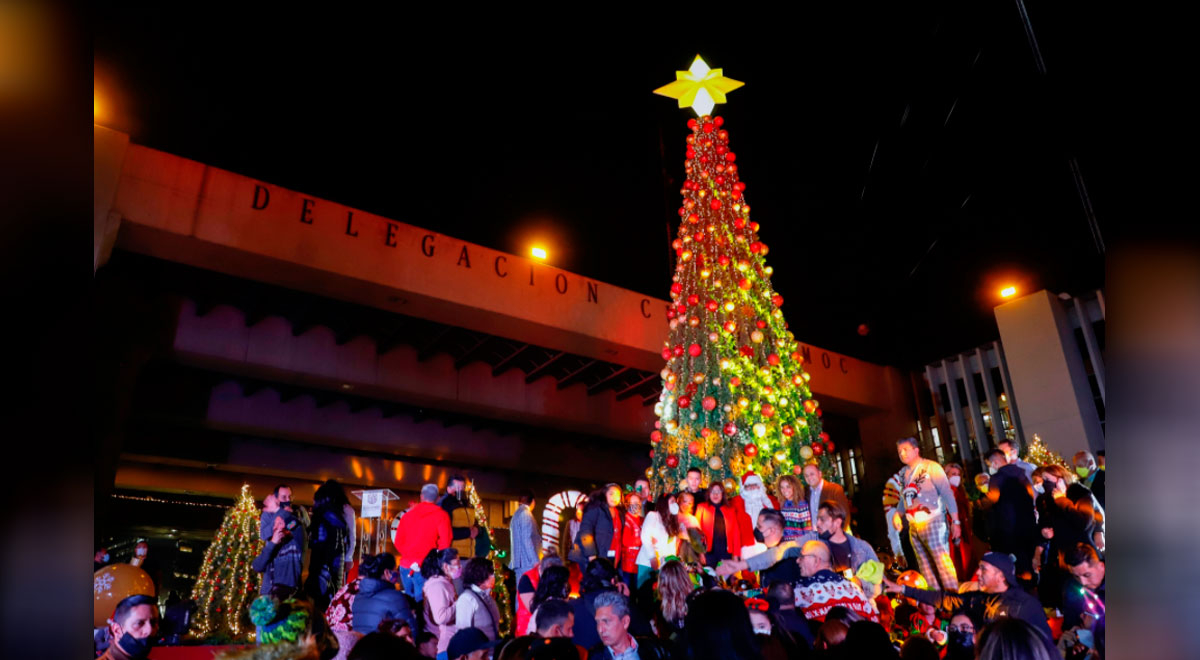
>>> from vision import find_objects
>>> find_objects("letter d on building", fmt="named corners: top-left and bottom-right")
top-left (252, 185), bottom-right (270, 210)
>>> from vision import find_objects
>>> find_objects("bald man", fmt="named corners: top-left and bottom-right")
top-left (793, 540), bottom-right (879, 623)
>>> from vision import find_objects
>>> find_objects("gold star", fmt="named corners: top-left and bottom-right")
top-left (654, 55), bottom-right (744, 116)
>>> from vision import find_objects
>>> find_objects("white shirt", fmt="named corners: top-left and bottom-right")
top-left (636, 511), bottom-right (677, 569)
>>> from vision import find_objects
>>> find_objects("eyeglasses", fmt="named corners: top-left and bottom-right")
top-left (745, 597), bottom-right (769, 612)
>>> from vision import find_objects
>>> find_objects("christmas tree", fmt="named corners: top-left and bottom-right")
top-left (465, 480), bottom-right (513, 636)
top-left (649, 56), bottom-right (837, 495)
top-left (1023, 433), bottom-right (1071, 470)
top-left (190, 484), bottom-right (264, 641)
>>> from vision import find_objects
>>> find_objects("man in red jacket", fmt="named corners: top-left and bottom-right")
top-left (393, 483), bottom-right (452, 599)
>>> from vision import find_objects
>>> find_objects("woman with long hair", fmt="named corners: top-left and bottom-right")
top-left (306, 479), bottom-right (353, 612)
top-left (636, 494), bottom-right (681, 588)
top-left (525, 565), bottom-right (571, 634)
top-left (419, 548), bottom-right (460, 660)
top-left (654, 559), bottom-right (692, 641)
top-left (775, 474), bottom-right (812, 541)
top-left (976, 617), bottom-right (1058, 660)
top-left (694, 482), bottom-right (746, 567)
top-left (674, 491), bottom-right (706, 566)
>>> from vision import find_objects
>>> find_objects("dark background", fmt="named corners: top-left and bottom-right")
top-left (93, 2), bottom-right (1109, 368)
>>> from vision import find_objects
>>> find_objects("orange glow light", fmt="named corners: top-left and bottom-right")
top-left (531, 246), bottom-right (547, 260)
top-left (1000, 286), bottom-right (1017, 298)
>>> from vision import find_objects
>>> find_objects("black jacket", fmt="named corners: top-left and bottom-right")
top-left (574, 501), bottom-right (625, 563)
top-left (351, 577), bottom-right (417, 634)
top-left (589, 635), bottom-right (674, 660)
top-left (571, 588), bottom-right (653, 650)
top-left (984, 464), bottom-right (1038, 549)
top-left (903, 585), bottom-right (1054, 646)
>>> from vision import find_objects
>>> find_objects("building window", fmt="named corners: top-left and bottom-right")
top-left (931, 425), bottom-right (946, 464)
top-left (848, 448), bottom-right (860, 488)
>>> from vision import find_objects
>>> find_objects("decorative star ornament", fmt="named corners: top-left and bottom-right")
top-left (654, 55), bottom-right (744, 116)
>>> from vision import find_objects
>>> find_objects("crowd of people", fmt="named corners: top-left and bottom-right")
top-left (95, 438), bottom-right (1105, 660)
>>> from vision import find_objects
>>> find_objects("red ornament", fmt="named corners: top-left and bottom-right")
top-left (649, 449), bottom-right (655, 458)
top-left (717, 129), bottom-right (728, 140)
top-left (702, 396), bottom-right (717, 411)
top-left (825, 441), bottom-right (835, 452)
top-left (670, 282), bottom-right (682, 296)
top-left (756, 320), bottom-right (767, 329)
top-left (858, 323), bottom-right (870, 336)
top-left (773, 294), bottom-right (784, 307)
top-left (673, 345), bottom-right (685, 357)
top-left (730, 376), bottom-right (741, 387)
top-left (677, 395), bottom-right (692, 408)
top-left (744, 443), bottom-right (758, 457)
top-left (739, 345), bottom-right (753, 357)
top-left (767, 353), bottom-right (780, 366)
top-left (819, 432), bottom-right (830, 443)
top-left (718, 255), bottom-right (731, 266)
top-left (749, 241), bottom-right (763, 253)
top-left (734, 218), bottom-right (745, 229)
top-left (724, 320), bottom-right (737, 333)
top-left (688, 119), bottom-right (698, 130)
top-left (688, 441), bottom-right (702, 455)
top-left (739, 278), bottom-right (752, 290)
top-left (685, 382), bottom-right (698, 396)
top-left (793, 465), bottom-right (803, 475)
top-left (651, 431), bottom-right (662, 443)
top-left (666, 455), bottom-right (680, 468)
top-left (688, 343), bottom-right (702, 357)
top-left (706, 300), bottom-right (719, 312)
top-left (687, 294), bottom-right (699, 306)
top-left (703, 122), bottom-right (714, 133)
top-left (714, 116), bottom-right (724, 127)
top-left (723, 422), bottom-right (738, 436)
top-left (812, 444), bottom-right (824, 456)
top-left (661, 348), bottom-right (672, 360)
top-left (710, 198), bottom-right (721, 210)
top-left (782, 425), bottom-right (795, 437)
top-left (725, 152), bottom-right (736, 162)
top-left (761, 403), bottom-right (775, 418)
top-left (803, 400), bottom-right (817, 414)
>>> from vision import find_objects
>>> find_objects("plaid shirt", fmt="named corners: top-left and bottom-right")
top-left (508, 503), bottom-right (540, 570)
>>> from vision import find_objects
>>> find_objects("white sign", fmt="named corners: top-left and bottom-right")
top-left (362, 490), bottom-right (385, 518)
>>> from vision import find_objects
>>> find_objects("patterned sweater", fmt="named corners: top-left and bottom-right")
top-left (794, 569), bottom-right (879, 623)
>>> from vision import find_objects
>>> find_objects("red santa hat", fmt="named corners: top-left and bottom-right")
top-left (742, 472), bottom-right (764, 488)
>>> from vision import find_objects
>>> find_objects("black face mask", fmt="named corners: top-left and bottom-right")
top-left (948, 630), bottom-right (973, 650)
top-left (753, 528), bottom-right (765, 543)
top-left (118, 632), bottom-right (155, 659)
top-left (818, 531), bottom-right (833, 541)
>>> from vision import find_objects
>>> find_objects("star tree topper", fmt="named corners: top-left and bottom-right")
top-left (654, 55), bottom-right (744, 116)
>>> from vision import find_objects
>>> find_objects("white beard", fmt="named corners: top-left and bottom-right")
top-left (742, 490), bottom-right (771, 523)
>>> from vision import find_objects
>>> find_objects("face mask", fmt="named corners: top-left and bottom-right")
top-left (1075, 467), bottom-right (1091, 478)
top-left (1034, 484), bottom-right (1045, 496)
top-left (753, 529), bottom-right (765, 543)
top-left (948, 476), bottom-right (961, 488)
top-left (446, 564), bottom-right (462, 579)
top-left (948, 630), bottom-right (973, 650)
top-left (987, 466), bottom-right (997, 476)
top-left (669, 502), bottom-right (680, 515)
top-left (818, 531), bottom-right (833, 541)
top-left (753, 624), bottom-right (772, 636)
top-left (118, 632), bottom-right (155, 658)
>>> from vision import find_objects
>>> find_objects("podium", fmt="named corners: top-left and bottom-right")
top-left (351, 489), bottom-right (402, 559)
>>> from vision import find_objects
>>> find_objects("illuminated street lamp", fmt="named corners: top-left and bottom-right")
top-left (1000, 286), bottom-right (1017, 298)
top-left (530, 246), bottom-right (547, 260)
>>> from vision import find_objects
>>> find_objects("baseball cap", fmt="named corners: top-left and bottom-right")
top-left (447, 627), bottom-right (504, 659)
top-left (981, 551), bottom-right (1019, 587)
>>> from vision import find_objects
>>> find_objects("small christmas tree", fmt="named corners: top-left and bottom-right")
top-left (649, 56), bottom-right (837, 494)
top-left (190, 484), bottom-right (264, 641)
top-left (465, 480), bottom-right (513, 636)
top-left (1023, 433), bottom-right (1071, 470)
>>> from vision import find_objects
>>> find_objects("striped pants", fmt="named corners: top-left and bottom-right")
top-left (908, 517), bottom-right (959, 591)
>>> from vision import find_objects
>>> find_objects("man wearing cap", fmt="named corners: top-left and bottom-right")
top-left (447, 627), bottom-right (504, 660)
top-left (883, 551), bottom-right (1054, 646)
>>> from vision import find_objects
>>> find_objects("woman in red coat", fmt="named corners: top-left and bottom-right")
top-left (694, 482), bottom-right (747, 567)
top-left (620, 492), bottom-right (644, 592)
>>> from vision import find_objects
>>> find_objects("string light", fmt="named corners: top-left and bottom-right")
top-left (465, 480), bottom-right (513, 636)
top-left (189, 484), bottom-right (263, 640)
top-left (112, 493), bottom-right (228, 509)
top-left (1023, 433), bottom-right (1071, 470)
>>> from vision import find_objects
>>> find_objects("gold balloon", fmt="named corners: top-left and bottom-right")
top-left (94, 564), bottom-right (155, 627)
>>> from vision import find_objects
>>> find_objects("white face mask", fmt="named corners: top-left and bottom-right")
top-left (753, 624), bottom-right (772, 635)
top-left (668, 502), bottom-right (680, 515)
top-left (1034, 484), bottom-right (1045, 496)
top-left (987, 466), bottom-right (998, 476)
top-left (948, 475), bottom-right (961, 488)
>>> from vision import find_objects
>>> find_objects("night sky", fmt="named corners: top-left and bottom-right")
top-left (94, 3), bottom-right (1108, 368)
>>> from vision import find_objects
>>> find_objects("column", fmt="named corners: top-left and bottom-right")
top-left (975, 346), bottom-right (1004, 443)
